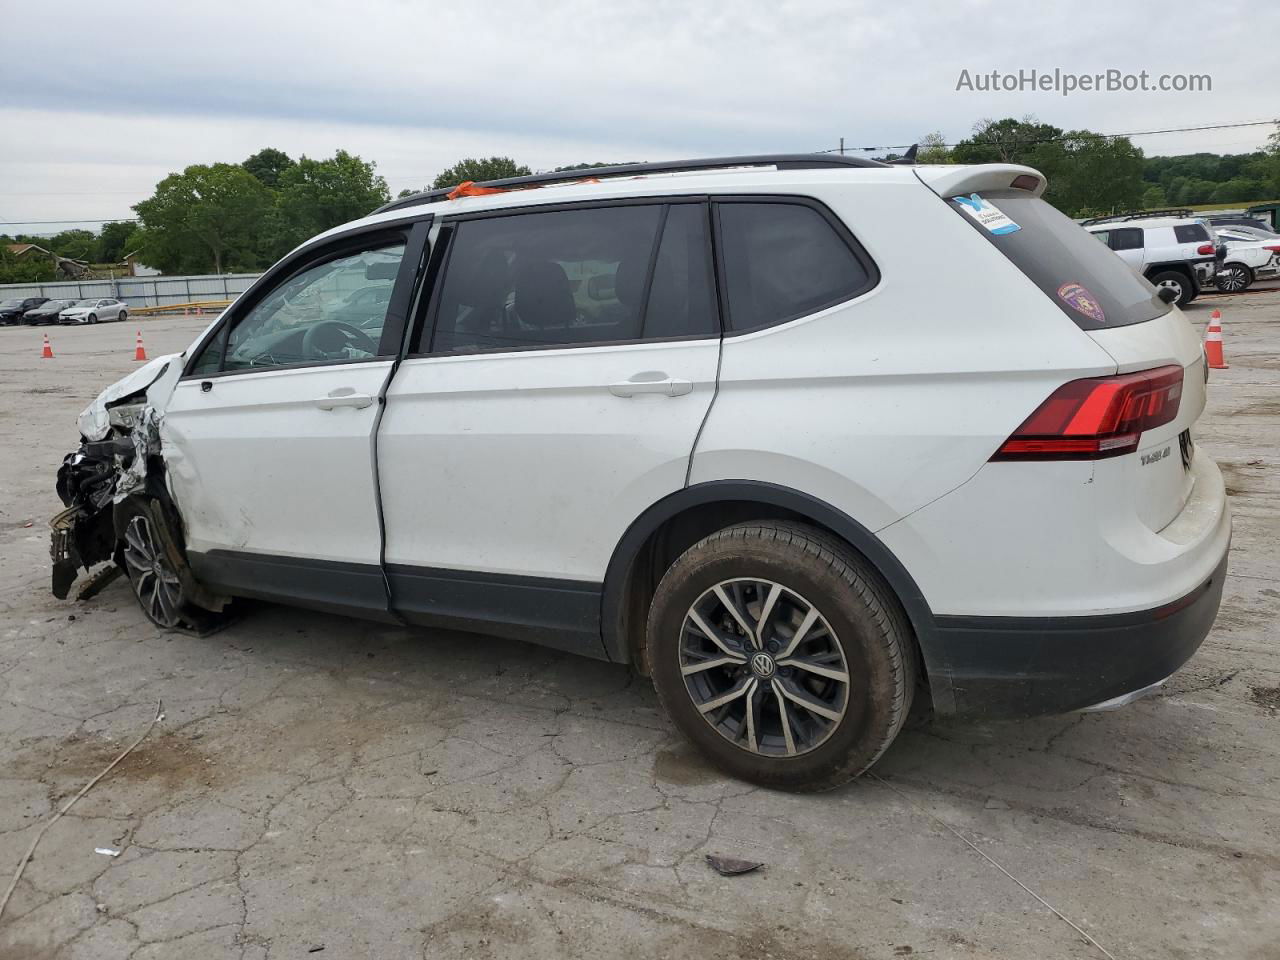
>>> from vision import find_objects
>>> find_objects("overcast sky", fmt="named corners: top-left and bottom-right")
top-left (2, 0), bottom-right (1276, 234)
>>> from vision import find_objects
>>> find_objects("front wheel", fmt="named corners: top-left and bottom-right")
top-left (88, 313), bottom-right (97, 324)
top-left (115, 498), bottom-right (227, 632)
top-left (1217, 264), bottom-right (1253, 293)
top-left (647, 522), bottom-right (916, 792)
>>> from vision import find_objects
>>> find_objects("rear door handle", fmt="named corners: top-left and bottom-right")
top-left (609, 374), bottom-right (693, 398)
top-left (314, 388), bottom-right (374, 410)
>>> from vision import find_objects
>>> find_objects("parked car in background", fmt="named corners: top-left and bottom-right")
top-left (1082, 212), bottom-right (1219, 305)
top-left (59, 298), bottom-right (129, 325)
top-left (50, 155), bottom-right (1229, 791)
top-left (22, 299), bottom-right (78, 326)
top-left (1212, 226), bottom-right (1280, 292)
top-left (1206, 214), bottom-right (1274, 233)
top-left (0, 297), bottom-right (49, 325)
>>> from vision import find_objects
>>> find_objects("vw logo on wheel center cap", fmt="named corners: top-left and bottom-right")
top-left (749, 652), bottom-right (777, 678)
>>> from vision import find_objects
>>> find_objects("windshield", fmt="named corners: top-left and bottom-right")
top-left (71, 299), bottom-right (99, 307)
top-left (45, 300), bottom-right (75, 309)
top-left (0, 299), bottom-right (21, 308)
top-left (951, 191), bottom-right (1169, 331)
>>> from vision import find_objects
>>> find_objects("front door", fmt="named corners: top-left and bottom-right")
top-left (378, 200), bottom-right (722, 654)
top-left (162, 226), bottom-right (425, 618)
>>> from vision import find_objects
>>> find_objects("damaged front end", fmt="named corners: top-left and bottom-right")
top-left (51, 356), bottom-right (182, 600)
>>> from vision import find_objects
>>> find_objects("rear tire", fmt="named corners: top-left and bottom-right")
top-left (118, 311), bottom-right (127, 322)
top-left (647, 521), bottom-right (915, 792)
top-left (1148, 270), bottom-right (1195, 306)
top-left (1217, 263), bottom-right (1253, 293)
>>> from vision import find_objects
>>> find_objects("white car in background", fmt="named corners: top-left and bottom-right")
top-left (1081, 214), bottom-right (1219, 306)
top-left (1212, 226), bottom-right (1280, 293)
top-left (59, 298), bottom-right (129, 325)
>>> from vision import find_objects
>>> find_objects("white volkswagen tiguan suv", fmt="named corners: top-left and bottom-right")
top-left (51, 155), bottom-right (1230, 791)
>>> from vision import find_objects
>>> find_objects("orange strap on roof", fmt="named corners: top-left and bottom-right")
top-left (446, 181), bottom-right (510, 200)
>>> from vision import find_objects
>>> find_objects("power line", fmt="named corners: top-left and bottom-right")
top-left (815, 117), bottom-right (1278, 154)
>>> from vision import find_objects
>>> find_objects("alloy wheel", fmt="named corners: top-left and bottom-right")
top-left (1218, 266), bottom-right (1248, 293)
top-left (679, 578), bottom-right (850, 757)
top-left (122, 515), bottom-right (184, 628)
top-left (1156, 278), bottom-right (1185, 300)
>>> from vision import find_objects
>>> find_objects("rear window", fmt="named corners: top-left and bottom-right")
top-left (1174, 224), bottom-right (1211, 244)
top-left (951, 191), bottom-right (1169, 330)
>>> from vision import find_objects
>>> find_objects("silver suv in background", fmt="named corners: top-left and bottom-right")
top-left (1083, 210), bottom-right (1220, 305)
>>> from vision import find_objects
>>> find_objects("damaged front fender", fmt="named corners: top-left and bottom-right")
top-left (51, 353), bottom-right (188, 599)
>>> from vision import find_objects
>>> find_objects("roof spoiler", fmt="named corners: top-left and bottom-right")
top-left (913, 164), bottom-right (1048, 200)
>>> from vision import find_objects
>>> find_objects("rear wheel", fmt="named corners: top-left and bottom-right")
top-left (1217, 263), bottom-right (1253, 293)
top-left (647, 522), bottom-right (915, 792)
top-left (118, 310), bottom-right (127, 322)
top-left (1148, 270), bottom-right (1195, 306)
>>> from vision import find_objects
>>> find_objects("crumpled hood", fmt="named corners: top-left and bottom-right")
top-left (77, 353), bottom-right (185, 441)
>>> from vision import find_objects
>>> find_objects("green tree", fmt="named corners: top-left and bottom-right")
top-left (133, 163), bottom-right (274, 274)
top-left (275, 150), bottom-right (390, 251)
top-left (0, 247), bottom-right (58, 283)
top-left (242, 147), bottom-right (296, 188)
top-left (951, 116), bottom-right (1063, 165)
top-left (47, 229), bottom-right (97, 261)
top-left (1211, 177), bottom-right (1268, 204)
top-left (431, 156), bottom-right (531, 190)
top-left (1026, 132), bottom-right (1144, 218)
top-left (916, 132), bottom-right (951, 164)
top-left (96, 221), bottom-right (137, 263)
top-left (1141, 184), bottom-right (1168, 209)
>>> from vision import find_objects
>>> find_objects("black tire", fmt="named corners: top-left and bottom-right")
top-left (118, 311), bottom-right (127, 322)
top-left (1217, 263), bottom-right (1253, 294)
top-left (1148, 270), bottom-right (1195, 306)
top-left (114, 497), bottom-right (228, 633)
top-left (647, 521), bottom-right (915, 792)
top-left (88, 313), bottom-right (97, 324)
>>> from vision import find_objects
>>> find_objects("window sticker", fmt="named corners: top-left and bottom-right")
top-left (952, 194), bottom-right (1021, 235)
top-left (1057, 282), bottom-right (1106, 324)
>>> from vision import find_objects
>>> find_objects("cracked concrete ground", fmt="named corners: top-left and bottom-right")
top-left (0, 293), bottom-right (1277, 960)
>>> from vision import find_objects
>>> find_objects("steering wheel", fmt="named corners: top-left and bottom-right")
top-left (301, 320), bottom-right (378, 360)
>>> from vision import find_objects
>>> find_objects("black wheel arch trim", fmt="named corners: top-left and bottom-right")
top-left (600, 480), bottom-right (952, 711)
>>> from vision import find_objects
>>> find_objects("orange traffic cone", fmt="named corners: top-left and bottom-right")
top-left (1204, 310), bottom-right (1228, 370)
top-left (134, 330), bottom-right (148, 362)
top-left (41, 333), bottom-right (54, 359)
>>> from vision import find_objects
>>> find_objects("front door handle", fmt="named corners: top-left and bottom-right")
top-left (314, 388), bottom-right (374, 410)
top-left (609, 374), bottom-right (693, 398)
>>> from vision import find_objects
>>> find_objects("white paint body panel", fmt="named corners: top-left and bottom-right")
top-left (161, 362), bottom-right (391, 564)
top-left (379, 339), bottom-right (719, 579)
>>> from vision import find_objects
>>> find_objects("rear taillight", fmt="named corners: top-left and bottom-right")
top-left (991, 365), bottom-right (1184, 461)
top-left (1197, 244), bottom-right (1215, 255)
top-left (1264, 244), bottom-right (1280, 253)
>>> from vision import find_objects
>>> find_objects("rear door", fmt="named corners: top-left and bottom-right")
top-left (161, 222), bottom-right (428, 617)
top-left (1106, 227), bottom-right (1145, 271)
top-left (378, 199), bottom-right (721, 654)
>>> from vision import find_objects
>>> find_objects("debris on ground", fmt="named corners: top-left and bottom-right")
top-left (705, 854), bottom-right (763, 876)
top-left (94, 847), bottom-right (121, 857)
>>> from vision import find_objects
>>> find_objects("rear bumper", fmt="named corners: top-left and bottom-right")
top-left (929, 545), bottom-right (1228, 718)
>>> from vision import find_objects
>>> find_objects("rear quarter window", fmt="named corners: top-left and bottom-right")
top-left (1173, 224), bottom-right (1211, 244)
top-left (951, 191), bottom-right (1169, 331)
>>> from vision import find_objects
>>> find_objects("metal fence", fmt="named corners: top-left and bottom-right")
top-left (0, 273), bottom-right (261, 308)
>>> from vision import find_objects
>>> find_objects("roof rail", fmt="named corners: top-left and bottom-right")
top-left (1080, 208), bottom-right (1196, 227)
top-left (372, 153), bottom-right (889, 215)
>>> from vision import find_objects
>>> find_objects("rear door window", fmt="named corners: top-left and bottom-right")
top-left (429, 202), bottom-right (716, 353)
top-left (951, 191), bottom-right (1169, 330)
top-left (716, 200), bottom-right (875, 331)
